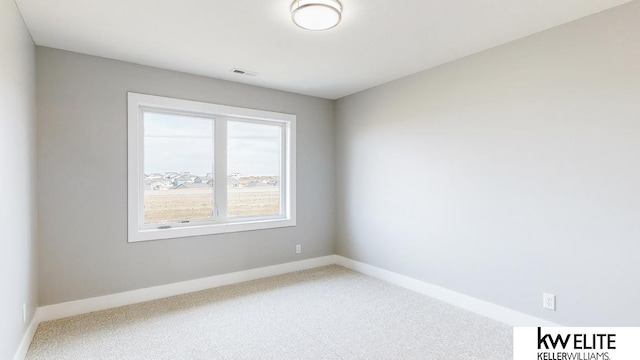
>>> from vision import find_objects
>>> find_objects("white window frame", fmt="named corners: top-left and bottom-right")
top-left (127, 92), bottom-right (296, 242)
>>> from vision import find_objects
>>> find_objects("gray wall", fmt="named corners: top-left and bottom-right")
top-left (0, 0), bottom-right (38, 358)
top-left (336, 1), bottom-right (640, 326)
top-left (37, 47), bottom-right (336, 306)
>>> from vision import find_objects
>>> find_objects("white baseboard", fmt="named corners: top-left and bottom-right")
top-left (35, 255), bottom-right (336, 324)
top-left (15, 255), bottom-right (335, 360)
top-left (12, 315), bottom-right (39, 360)
top-left (335, 255), bottom-right (561, 327)
top-left (15, 253), bottom-right (559, 360)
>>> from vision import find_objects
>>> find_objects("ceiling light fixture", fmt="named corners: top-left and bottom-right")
top-left (291, 0), bottom-right (343, 31)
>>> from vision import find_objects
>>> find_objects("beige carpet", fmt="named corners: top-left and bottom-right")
top-left (26, 265), bottom-right (512, 359)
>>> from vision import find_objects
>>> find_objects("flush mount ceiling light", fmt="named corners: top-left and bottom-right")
top-left (291, 0), bottom-right (343, 31)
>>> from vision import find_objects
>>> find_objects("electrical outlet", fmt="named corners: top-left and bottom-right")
top-left (22, 304), bottom-right (27, 323)
top-left (543, 293), bottom-right (556, 311)
top-left (295, 244), bottom-right (302, 254)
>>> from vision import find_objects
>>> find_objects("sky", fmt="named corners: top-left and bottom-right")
top-left (144, 112), bottom-right (281, 176)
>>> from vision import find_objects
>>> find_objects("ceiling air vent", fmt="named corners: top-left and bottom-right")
top-left (230, 68), bottom-right (259, 76)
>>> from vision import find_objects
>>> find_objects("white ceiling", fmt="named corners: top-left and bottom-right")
top-left (16, 0), bottom-right (632, 99)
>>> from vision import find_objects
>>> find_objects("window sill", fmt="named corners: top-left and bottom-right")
top-left (128, 218), bottom-right (296, 242)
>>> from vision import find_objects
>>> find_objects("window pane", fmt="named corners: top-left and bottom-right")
top-left (227, 121), bottom-right (282, 218)
top-left (143, 111), bottom-right (214, 224)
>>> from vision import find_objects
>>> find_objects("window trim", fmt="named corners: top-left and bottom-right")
top-left (127, 92), bottom-right (296, 242)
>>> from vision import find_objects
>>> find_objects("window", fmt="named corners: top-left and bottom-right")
top-left (128, 92), bottom-right (296, 242)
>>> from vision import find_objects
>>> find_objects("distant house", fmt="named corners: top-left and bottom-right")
top-left (145, 178), bottom-right (162, 185)
top-left (172, 175), bottom-right (193, 186)
top-left (172, 183), bottom-right (212, 190)
top-left (193, 176), bottom-right (202, 184)
top-left (227, 177), bottom-right (239, 187)
top-left (151, 181), bottom-right (172, 191)
top-left (145, 176), bottom-right (166, 191)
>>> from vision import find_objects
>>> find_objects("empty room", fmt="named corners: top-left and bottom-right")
top-left (2, 0), bottom-right (639, 359)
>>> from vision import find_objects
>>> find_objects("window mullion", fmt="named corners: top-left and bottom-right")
top-left (214, 118), bottom-right (228, 221)
top-left (279, 124), bottom-right (287, 217)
